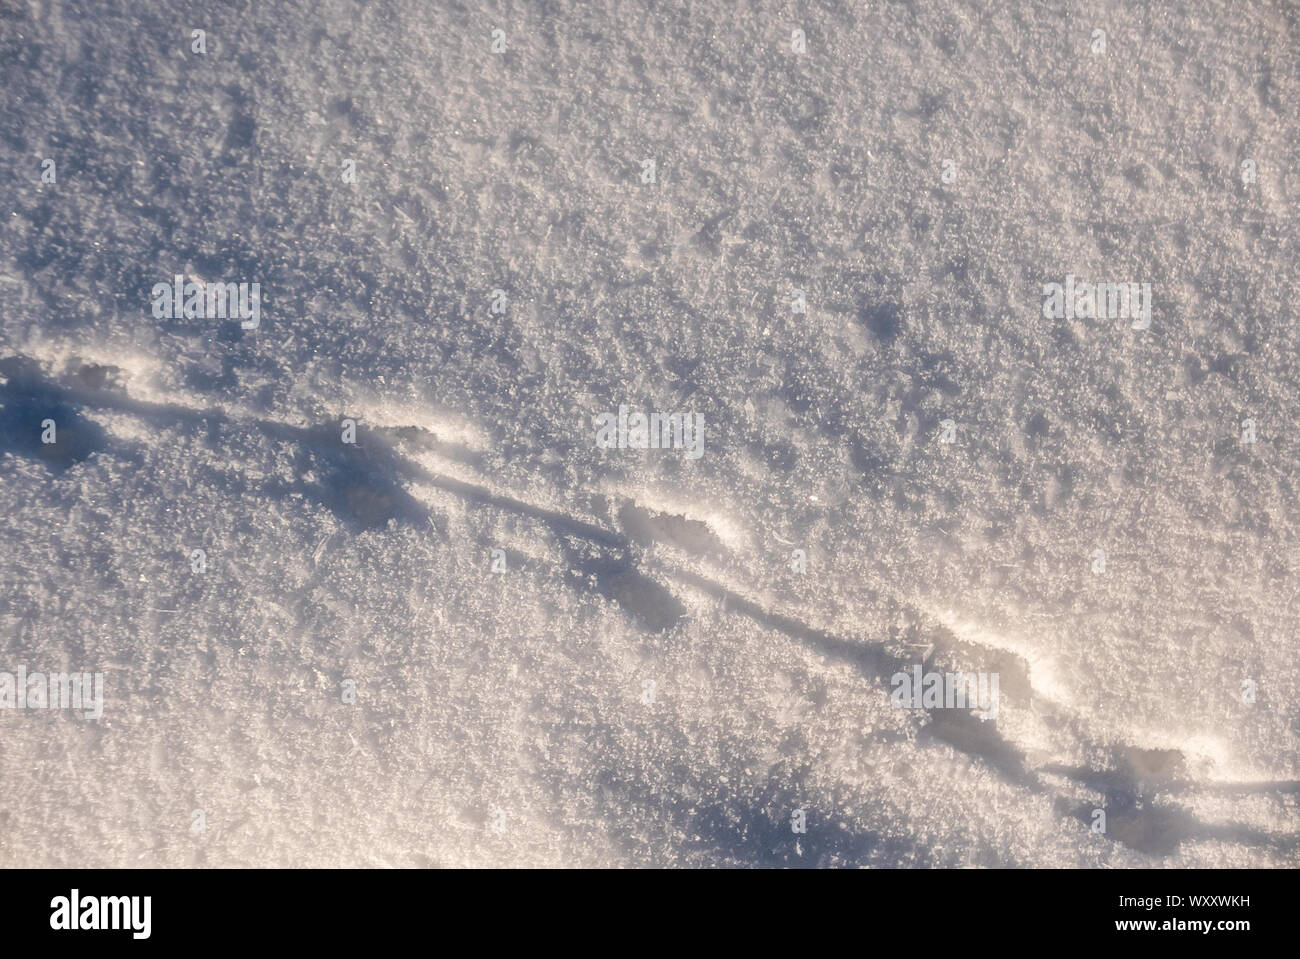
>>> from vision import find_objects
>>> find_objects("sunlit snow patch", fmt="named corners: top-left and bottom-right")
top-left (927, 606), bottom-right (1072, 708)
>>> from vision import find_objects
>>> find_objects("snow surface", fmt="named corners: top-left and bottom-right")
top-left (1, 0), bottom-right (1298, 867)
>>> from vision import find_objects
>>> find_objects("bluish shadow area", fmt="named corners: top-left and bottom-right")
top-left (1047, 756), bottom-right (1300, 858)
top-left (686, 794), bottom-right (924, 868)
top-left (0, 356), bottom-right (108, 471)
top-left (273, 425), bottom-right (431, 533)
top-left (589, 757), bottom-right (934, 868)
top-left (561, 537), bottom-right (686, 634)
top-left (859, 298), bottom-right (902, 346)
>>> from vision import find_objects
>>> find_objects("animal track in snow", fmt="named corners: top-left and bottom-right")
top-left (4, 351), bottom-right (1296, 859)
